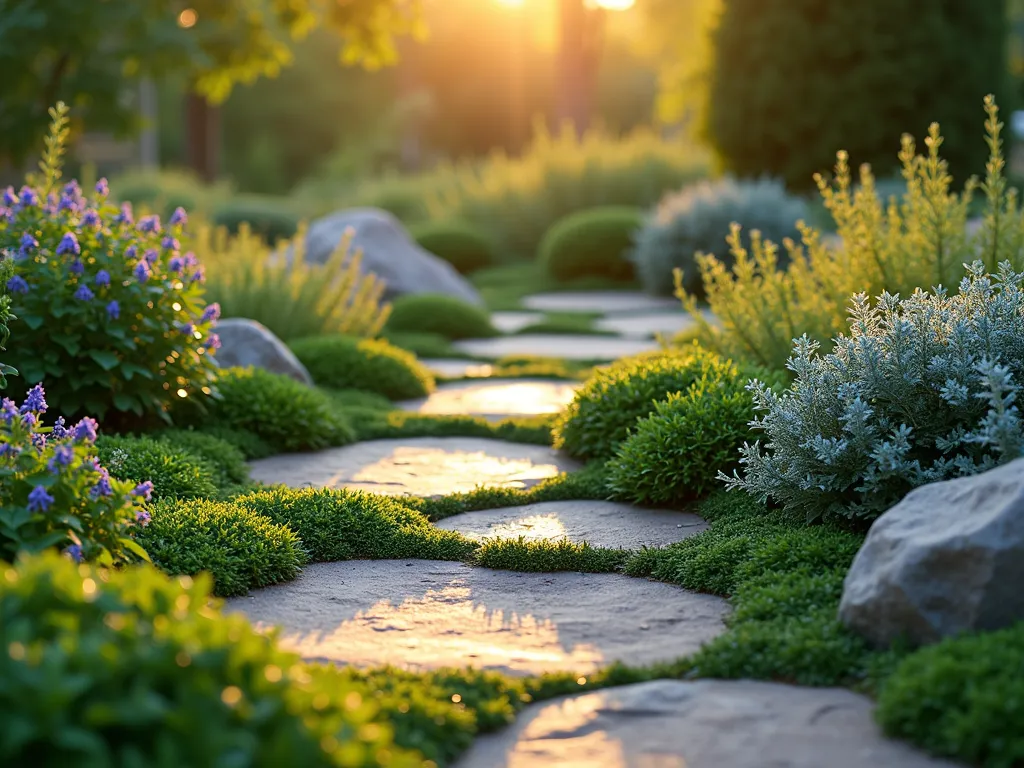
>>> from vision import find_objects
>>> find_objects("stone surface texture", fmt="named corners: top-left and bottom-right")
top-left (594, 311), bottom-right (697, 339)
top-left (213, 318), bottom-right (313, 385)
top-left (228, 560), bottom-right (730, 676)
top-left (421, 359), bottom-right (497, 379)
top-left (399, 379), bottom-right (579, 419)
top-left (490, 311), bottom-right (545, 334)
top-left (840, 457), bottom-right (1024, 647)
top-left (454, 334), bottom-right (660, 362)
top-left (522, 291), bottom-right (680, 314)
top-left (247, 437), bottom-right (580, 497)
top-left (303, 208), bottom-right (483, 305)
top-left (455, 679), bottom-right (960, 768)
top-left (434, 500), bottom-right (706, 550)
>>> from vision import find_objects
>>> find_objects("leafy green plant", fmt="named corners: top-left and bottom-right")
top-left (553, 345), bottom-right (738, 460)
top-left (155, 429), bottom-right (251, 491)
top-left (192, 367), bottom-right (355, 453)
top-left (0, 551), bottom-right (419, 766)
top-left (0, 255), bottom-right (17, 388)
top-left (199, 222), bottom-right (391, 342)
top-left (411, 220), bottom-right (497, 274)
top-left (683, 97), bottom-right (1024, 371)
top-left (108, 167), bottom-right (231, 221)
top-left (0, 384), bottom-right (151, 565)
top-left (97, 435), bottom-right (218, 500)
top-left (211, 195), bottom-right (300, 244)
top-left (190, 425), bottom-right (275, 461)
top-left (539, 206), bottom-right (643, 281)
top-left (234, 486), bottom-right (476, 563)
top-left (1, 103), bottom-right (218, 423)
top-left (630, 177), bottom-right (806, 296)
top-left (385, 293), bottom-right (497, 340)
top-left (724, 262), bottom-right (1024, 524)
top-left (136, 498), bottom-right (305, 596)
top-left (474, 537), bottom-right (629, 573)
top-left (876, 622), bottom-right (1024, 768)
top-left (290, 335), bottom-right (435, 400)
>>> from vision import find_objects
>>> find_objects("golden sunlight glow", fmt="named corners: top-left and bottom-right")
top-left (494, 0), bottom-right (525, 6)
top-left (587, 0), bottom-right (636, 9)
top-left (177, 8), bottom-right (198, 28)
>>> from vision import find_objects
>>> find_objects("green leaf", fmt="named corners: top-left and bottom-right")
top-left (51, 333), bottom-right (82, 356)
top-left (113, 393), bottom-right (139, 412)
top-left (87, 349), bottom-right (120, 371)
top-left (21, 314), bottom-right (44, 330)
top-left (119, 537), bottom-right (152, 563)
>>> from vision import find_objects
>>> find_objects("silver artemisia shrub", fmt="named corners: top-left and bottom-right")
top-left (725, 261), bottom-right (1024, 523)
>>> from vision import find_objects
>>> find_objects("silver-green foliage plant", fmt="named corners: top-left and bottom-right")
top-left (630, 177), bottom-right (807, 296)
top-left (725, 262), bottom-right (1024, 523)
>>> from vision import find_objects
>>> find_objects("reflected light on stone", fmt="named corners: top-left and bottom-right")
top-left (411, 382), bottom-right (579, 417)
top-left (469, 513), bottom-right (568, 543)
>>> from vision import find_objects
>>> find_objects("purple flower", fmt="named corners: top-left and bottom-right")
top-left (56, 232), bottom-right (81, 256)
top-left (48, 445), bottom-right (74, 473)
top-left (19, 233), bottom-right (38, 254)
top-left (124, 245), bottom-right (138, 260)
top-left (74, 285), bottom-right (95, 301)
top-left (0, 443), bottom-right (20, 459)
top-left (92, 469), bottom-right (114, 498)
top-left (168, 256), bottom-right (184, 274)
top-left (115, 202), bottom-right (134, 225)
top-left (64, 544), bottom-right (83, 563)
top-left (20, 384), bottom-right (46, 414)
top-left (70, 259), bottom-right (85, 275)
top-left (205, 333), bottom-right (222, 351)
top-left (183, 251), bottom-right (198, 268)
top-left (132, 481), bottom-right (154, 501)
top-left (189, 266), bottom-right (205, 284)
top-left (135, 509), bottom-right (152, 526)
top-left (81, 209), bottom-right (100, 229)
top-left (95, 178), bottom-right (109, 197)
top-left (63, 181), bottom-right (81, 198)
top-left (169, 207), bottom-right (188, 227)
top-left (27, 485), bottom-right (54, 513)
top-left (106, 300), bottom-right (120, 320)
top-left (200, 303), bottom-right (221, 323)
top-left (138, 215), bottom-right (161, 234)
top-left (51, 417), bottom-right (68, 440)
top-left (19, 186), bottom-right (39, 207)
top-left (133, 260), bottom-right (150, 283)
top-left (95, 270), bottom-right (111, 287)
top-left (6, 275), bottom-right (29, 294)
top-left (161, 236), bottom-right (179, 252)
top-left (144, 249), bottom-right (159, 265)
top-left (2, 187), bottom-right (16, 206)
top-left (21, 412), bottom-right (37, 429)
top-left (31, 431), bottom-right (46, 450)
top-left (0, 398), bottom-right (16, 424)
top-left (180, 322), bottom-right (195, 336)
top-left (72, 417), bottom-right (98, 444)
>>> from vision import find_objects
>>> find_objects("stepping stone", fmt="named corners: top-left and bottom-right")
top-left (491, 311), bottom-right (544, 334)
top-left (248, 437), bottom-right (580, 497)
top-left (399, 379), bottom-right (579, 419)
top-left (434, 500), bottom-right (707, 549)
top-left (454, 334), bottom-right (660, 362)
top-left (228, 560), bottom-right (730, 676)
top-left (522, 291), bottom-right (680, 315)
top-left (595, 310), bottom-right (699, 339)
top-left (456, 679), bottom-right (958, 768)
top-left (422, 359), bottom-right (496, 379)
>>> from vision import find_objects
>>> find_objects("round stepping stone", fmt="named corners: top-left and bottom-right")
top-left (454, 334), bottom-right (659, 362)
top-left (434, 500), bottom-right (707, 549)
top-left (399, 379), bottom-right (579, 419)
top-left (490, 311), bottom-right (545, 334)
top-left (247, 437), bottom-right (580, 497)
top-left (422, 359), bottom-right (497, 379)
top-left (522, 291), bottom-right (680, 315)
top-left (456, 679), bottom-right (958, 768)
top-left (227, 560), bottom-right (729, 676)
top-left (595, 310), bottom-right (699, 339)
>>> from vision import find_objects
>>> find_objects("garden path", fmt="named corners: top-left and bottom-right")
top-left (398, 378), bottom-right (579, 420)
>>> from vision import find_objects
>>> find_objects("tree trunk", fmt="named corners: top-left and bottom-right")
top-left (185, 91), bottom-right (221, 182)
top-left (556, 0), bottom-right (606, 135)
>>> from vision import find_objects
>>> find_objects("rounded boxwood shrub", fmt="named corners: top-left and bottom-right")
top-left (412, 220), bottom-right (497, 274)
top-left (630, 177), bottom-right (807, 296)
top-left (876, 622), bottom-right (1024, 767)
top-left (385, 294), bottom-right (497, 340)
top-left (1, 109), bottom-right (218, 423)
top-left (136, 499), bottom-right (304, 596)
top-left (290, 335), bottom-right (435, 401)
top-left (211, 196), bottom-right (300, 244)
top-left (156, 429), bottom-right (251, 490)
top-left (553, 344), bottom-right (738, 460)
top-left (97, 434), bottom-right (218, 501)
top-left (0, 552), bottom-right (411, 766)
top-left (195, 367), bottom-right (354, 453)
top-left (539, 206), bottom-right (643, 282)
top-left (194, 425), bottom-right (275, 460)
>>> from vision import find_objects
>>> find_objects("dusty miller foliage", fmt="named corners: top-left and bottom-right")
top-left (724, 261), bottom-right (1024, 523)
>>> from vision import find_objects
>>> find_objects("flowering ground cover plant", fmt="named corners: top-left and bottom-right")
top-left (0, 255), bottom-right (15, 388)
top-left (0, 104), bottom-right (218, 423)
top-left (0, 383), bottom-right (151, 565)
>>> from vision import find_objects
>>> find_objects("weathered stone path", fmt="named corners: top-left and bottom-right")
top-left (455, 333), bottom-right (659, 361)
top-left (399, 379), bottom-right (579, 419)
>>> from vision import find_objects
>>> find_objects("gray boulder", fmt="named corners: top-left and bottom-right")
top-left (839, 457), bottom-right (1024, 647)
top-left (303, 208), bottom-right (483, 305)
top-left (213, 318), bottom-right (313, 386)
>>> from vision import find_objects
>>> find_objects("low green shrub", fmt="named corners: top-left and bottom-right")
top-left (109, 167), bottom-right (229, 220)
top-left (412, 220), bottom-right (497, 274)
top-left (630, 176), bottom-right (807, 296)
top-left (553, 345), bottom-right (737, 460)
top-left (233, 487), bottom-right (476, 563)
top-left (155, 429), bottom-right (251, 490)
top-left (0, 384), bottom-right (151, 565)
top-left (538, 206), bottom-right (643, 281)
top-left (385, 294), bottom-right (497, 340)
top-left (380, 330), bottom-right (459, 359)
top-left (876, 623), bottom-right (1024, 768)
top-left (290, 335), bottom-right (435, 400)
top-left (191, 425), bottom-right (275, 460)
top-left (474, 538), bottom-right (629, 573)
top-left (136, 499), bottom-right (304, 596)
top-left (97, 435), bottom-right (218, 500)
top-left (0, 552), bottom-right (418, 766)
top-left (351, 411), bottom-right (553, 446)
top-left (195, 367), bottom-right (354, 453)
top-left (211, 196), bottom-right (300, 244)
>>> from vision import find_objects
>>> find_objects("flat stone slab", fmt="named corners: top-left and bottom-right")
top-left (595, 310), bottom-right (698, 339)
top-left (399, 379), bottom-right (580, 419)
top-left (422, 359), bottom-right (497, 379)
top-left (454, 334), bottom-right (660, 362)
top-left (248, 437), bottom-right (580, 497)
top-left (491, 311), bottom-right (544, 334)
top-left (228, 560), bottom-right (730, 676)
top-left (435, 500), bottom-right (707, 549)
top-left (522, 291), bottom-right (680, 315)
top-left (456, 679), bottom-right (959, 768)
